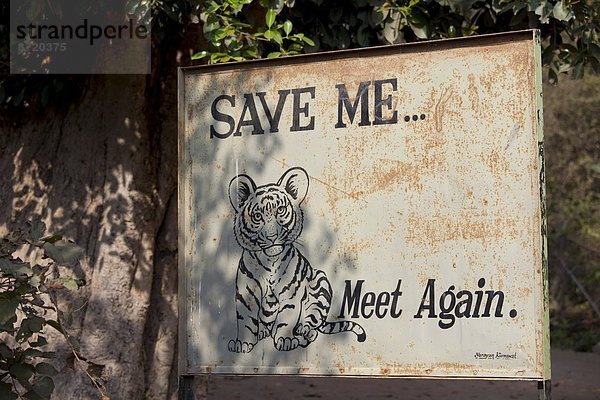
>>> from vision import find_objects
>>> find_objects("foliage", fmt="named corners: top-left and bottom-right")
top-left (1, 1), bottom-right (598, 112)
top-left (189, 0), bottom-right (600, 84)
top-left (195, 0), bottom-right (314, 63)
top-left (0, 219), bottom-right (106, 399)
top-left (544, 75), bottom-right (600, 351)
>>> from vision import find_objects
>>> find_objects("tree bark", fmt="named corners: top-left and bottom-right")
top-left (0, 71), bottom-right (179, 399)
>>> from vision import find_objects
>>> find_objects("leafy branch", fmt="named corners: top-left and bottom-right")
top-left (0, 218), bottom-right (106, 400)
top-left (193, 0), bottom-right (314, 63)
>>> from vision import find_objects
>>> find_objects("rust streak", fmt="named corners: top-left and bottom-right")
top-left (273, 156), bottom-right (368, 204)
top-left (434, 87), bottom-right (453, 133)
top-left (503, 124), bottom-right (520, 153)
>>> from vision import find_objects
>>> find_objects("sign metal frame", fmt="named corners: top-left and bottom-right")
top-left (178, 29), bottom-right (550, 391)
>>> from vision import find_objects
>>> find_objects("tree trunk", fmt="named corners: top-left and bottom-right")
top-left (0, 70), bottom-right (179, 398)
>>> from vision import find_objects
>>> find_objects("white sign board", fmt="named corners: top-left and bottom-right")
top-left (178, 30), bottom-right (550, 380)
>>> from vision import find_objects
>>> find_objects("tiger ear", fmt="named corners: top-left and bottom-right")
top-left (229, 174), bottom-right (256, 212)
top-left (278, 167), bottom-right (309, 204)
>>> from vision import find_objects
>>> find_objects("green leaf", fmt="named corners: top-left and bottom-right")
top-left (30, 376), bottom-right (54, 398)
top-left (23, 390), bottom-right (45, 400)
top-left (27, 218), bottom-right (45, 242)
top-left (272, 30), bottom-right (283, 45)
top-left (267, 51), bottom-right (282, 58)
top-left (0, 314), bottom-right (17, 333)
top-left (410, 22), bottom-right (430, 39)
top-left (30, 275), bottom-right (41, 289)
top-left (571, 62), bottom-right (584, 80)
top-left (42, 241), bottom-right (83, 265)
top-left (535, 2), bottom-right (554, 24)
top-left (383, 21), bottom-right (398, 43)
top-left (264, 29), bottom-right (283, 44)
top-left (552, 1), bottom-right (573, 22)
top-left (16, 316), bottom-right (45, 342)
top-left (212, 27), bottom-right (229, 41)
top-left (22, 348), bottom-right (44, 358)
top-left (0, 381), bottom-right (18, 400)
top-left (40, 352), bottom-right (55, 359)
top-left (202, 17), bottom-right (220, 33)
top-left (30, 337), bottom-right (48, 347)
top-left (9, 362), bottom-right (35, 386)
top-left (41, 235), bottom-right (62, 244)
top-left (0, 343), bottom-right (12, 358)
top-left (448, 25), bottom-right (457, 38)
top-left (266, 8), bottom-right (276, 28)
top-left (542, 45), bottom-right (555, 65)
top-left (36, 362), bottom-right (58, 377)
top-left (301, 35), bottom-right (315, 47)
top-left (59, 276), bottom-right (79, 291)
top-left (242, 49), bottom-right (259, 59)
top-left (44, 320), bottom-right (62, 334)
top-left (0, 292), bottom-right (20, 325)
top-left (283, 20), bottom-right (292, 36)
top-left (356, 25), bottom-right (370, 47)
top-left (0, 258), bottom-right (32, 279)
top-left (191, 51), bottom-right (209, 60)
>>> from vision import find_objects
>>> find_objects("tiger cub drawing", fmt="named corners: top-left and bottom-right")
top-left (228, 167), bottom-right (366, 353)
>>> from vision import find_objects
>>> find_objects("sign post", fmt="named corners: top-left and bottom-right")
top-left (178, 29), bottom-right (549, 396)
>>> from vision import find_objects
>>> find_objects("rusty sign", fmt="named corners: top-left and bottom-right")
top-left (178, 30), bottom-right (549, 380)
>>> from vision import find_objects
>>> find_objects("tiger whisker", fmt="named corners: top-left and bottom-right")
top-left (294, 239), bottom-right (307, 248)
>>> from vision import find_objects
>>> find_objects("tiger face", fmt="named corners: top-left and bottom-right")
top-left (229, 167), bottom-right (309, 256)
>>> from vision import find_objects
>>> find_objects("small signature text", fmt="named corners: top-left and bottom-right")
top-left (474, 352), bottom-right (517, 360)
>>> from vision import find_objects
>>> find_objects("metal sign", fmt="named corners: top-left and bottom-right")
top-left (178, 30), bottom-right (549, 380)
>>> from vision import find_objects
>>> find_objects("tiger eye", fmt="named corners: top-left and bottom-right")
top-left (277, 206), bottom-right (287, 215)
top-left (251, 211), bottom-right (262, 222)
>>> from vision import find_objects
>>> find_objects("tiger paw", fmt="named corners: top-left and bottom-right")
top-left (228, 339), bottom-right (254, 353)
top-left (258, 328), bottom-right (271, 340)
top-left (274, 336), bottom-right (300, 351)
top-left (294, 323), bottom-right (318, 343)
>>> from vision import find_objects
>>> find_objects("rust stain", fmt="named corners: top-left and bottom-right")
top-left (363, 159), bottom-right (421, 195)
top-left (338, 239), bottom-right (373, 259)
top-left (406, 211), bottom-right (522, 246)
top-left (311, 173), bottom-right (364, 202)
top-left (517, 286), bottom-right (532, 298)
top-left (467, 74), bottom-right (480, 113)
top-left (503, 124), bottom-right (521, 153)
top-left (433, 87), bottom-right (454, 133)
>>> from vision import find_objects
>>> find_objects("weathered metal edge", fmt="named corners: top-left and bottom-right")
top-left (185, 371), bottom-right (546, 381)
top-left (177, 67), bottom-right (188, 376)
top-left (533, 30), bottom-right (551, 381)
top-left (180, 29), bottom-right (538, 75)
top-left (176, 29), bottom-right (547, 380)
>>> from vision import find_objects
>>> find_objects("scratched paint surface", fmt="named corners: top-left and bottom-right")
top-left (178, 31), bottom-right (548, 379)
